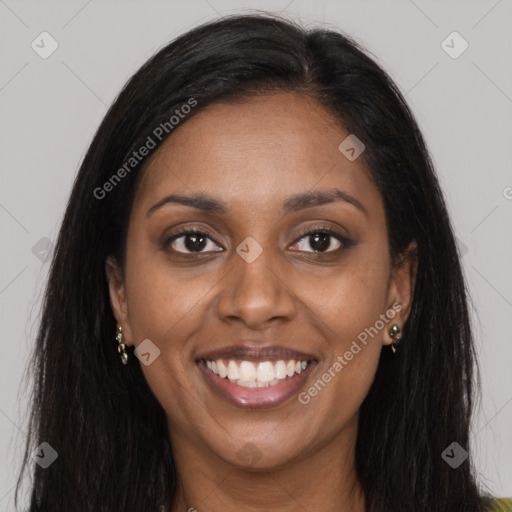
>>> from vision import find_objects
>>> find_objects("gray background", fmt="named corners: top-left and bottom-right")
top-left (1, 0), bottom-right (511, 508)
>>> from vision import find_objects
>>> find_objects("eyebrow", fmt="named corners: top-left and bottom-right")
top-left (146, 188), bottom-right (368, 217)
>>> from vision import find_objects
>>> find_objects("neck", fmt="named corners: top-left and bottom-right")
top-left (169, 416), bottom-right (366, 512)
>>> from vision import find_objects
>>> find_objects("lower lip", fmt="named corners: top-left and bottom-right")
top-left (198, 361), bottom-right (316, 409)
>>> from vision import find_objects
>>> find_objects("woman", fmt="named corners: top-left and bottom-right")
top-left (15, 13), bottom-right (511, 512)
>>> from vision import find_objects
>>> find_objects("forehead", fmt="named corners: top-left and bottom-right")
top-left (133, 92), bottom-right (381, 216)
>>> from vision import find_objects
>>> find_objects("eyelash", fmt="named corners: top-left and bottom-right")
top-left (162, 226), bottom-right (352, 255)
top-left (293, 226), bottom-right (353, 252)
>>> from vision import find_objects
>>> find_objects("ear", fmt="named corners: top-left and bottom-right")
top-left (105, 256), bottom-right (133, 346)
top-left (383, 240), bottom-right (418, 346)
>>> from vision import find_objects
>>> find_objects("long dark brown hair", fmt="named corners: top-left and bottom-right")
top-left (16, 13), bottom-right (495, 511)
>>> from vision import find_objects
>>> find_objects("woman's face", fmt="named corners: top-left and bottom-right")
top-left (108, 92), bottom-right (416, 470)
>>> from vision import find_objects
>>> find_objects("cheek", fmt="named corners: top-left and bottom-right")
top-left (294, 247), bottom-right (389, 410)
top-left (123, 237), bottom-right (214, 344)
top-left (297, 247), bottom-right (390, 341)
top-left (122, 243), bottom-right (215, 425)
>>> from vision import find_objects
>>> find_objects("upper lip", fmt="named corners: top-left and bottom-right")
top-left (197, 344), bottom-right (317, 362)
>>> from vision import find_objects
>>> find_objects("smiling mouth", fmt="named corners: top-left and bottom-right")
top-left (195, 344), bottom-right (318, 408)
top-left (197, 356), bottom-right (318, 409)
top-left (201, 358), bottom-right (315, 388)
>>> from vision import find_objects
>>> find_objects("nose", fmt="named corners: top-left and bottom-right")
top-left (215, 245), bottom-right (297, 330)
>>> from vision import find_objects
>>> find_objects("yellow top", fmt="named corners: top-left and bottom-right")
top-left (489, 498), bottom-right (512, 511)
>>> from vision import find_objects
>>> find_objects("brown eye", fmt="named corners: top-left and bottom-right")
top-left (294, 233), bottom-right (341, 253)
top-left (289, 227), bottom-right (351, 254)
top-left (163, 229), bottom-right (223, 254)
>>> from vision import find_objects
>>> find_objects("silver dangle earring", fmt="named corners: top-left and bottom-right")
top-left (116, 325), bottom-right (129, 365)
top-left (389, 324), bottom-right (402, 354)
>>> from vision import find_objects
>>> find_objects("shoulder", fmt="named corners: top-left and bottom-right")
top-left (488, 498), bottom-right (512, 511)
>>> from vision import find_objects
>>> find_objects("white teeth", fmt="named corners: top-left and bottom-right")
top-left (227, 360), bottom-right (240, 380)
top-left (205, 358), bottom-right (311, 387)
top-left (239, 361), bottom-right (256, 381)
top-left (217, 359), bottom-right (228, 378)
top-left (237, 380), bottom-right (257, 388)
top-left (256, 361), bottom-right (274, 383)
top-left (275, 360), bottom-right (287, 379)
